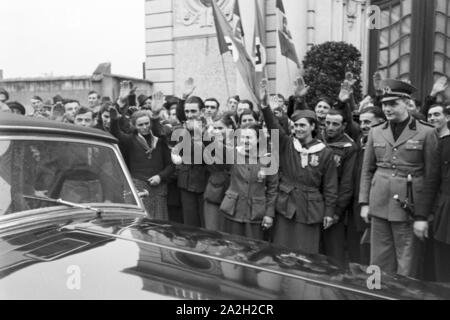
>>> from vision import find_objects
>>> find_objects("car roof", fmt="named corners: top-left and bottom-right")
top-left (0, 113), bottom-right (117, 144)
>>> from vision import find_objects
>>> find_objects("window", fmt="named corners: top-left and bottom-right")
top-left (0, 140), bottom-right (138, 215)
top-left (369, 0), bottom-right (450, 101)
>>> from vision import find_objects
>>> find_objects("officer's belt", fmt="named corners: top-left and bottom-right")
top-left (376, 167), bottom-right (424, 178)
top-left (280, 177), bottom-right (320, 193)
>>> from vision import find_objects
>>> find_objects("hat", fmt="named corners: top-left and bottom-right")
top-left (380, 79), bottom-right (417, 103)
top-left (53, 94), bottom-right (64, 104)
top-left (0, 88), bottom-right (9, 101)
top-left (6, 101), bottom-right (26, 115)
top-left (291, 110), bottom-right (317, 122)
top-left (137, 94), bottom-right (150, 107)
top-left (101, 96), bottom-right (112, 104)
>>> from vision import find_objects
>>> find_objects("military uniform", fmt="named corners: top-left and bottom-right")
top-left (359, 79), bottom-right (439, 277)
top-left (262, 107), bottom-right (338, 254)
top-left (322, 133), bottom-right (358, 267)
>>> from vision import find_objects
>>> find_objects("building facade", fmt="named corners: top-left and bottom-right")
top-left (145, 0), bottom-right (371, 105)
top-left (145, 0), bottom-right (450, 105)
top-left (0, 63), bottom-right (154, 114)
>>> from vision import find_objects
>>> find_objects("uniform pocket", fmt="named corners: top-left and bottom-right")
top-left (276, 182), bottom-right (294, 219)
top-left (374, 143), bottom-right (386, 159)
top-left (251, 197), bottom-right (266, 221)
top-left (405, 141), bottom-right (424, 151)
top-left (204, 174), bottom-right (229, 204)
top-left (306, 192), bottom-right (325, 224)
top-left (220, 191), bottom-right (239, 217)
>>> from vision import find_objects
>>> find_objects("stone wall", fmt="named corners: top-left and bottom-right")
top-left (145, 0), bottom-right (371, 101)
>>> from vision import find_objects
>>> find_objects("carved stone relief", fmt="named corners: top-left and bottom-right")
top-left (174, 0), bottom-right (236, 38)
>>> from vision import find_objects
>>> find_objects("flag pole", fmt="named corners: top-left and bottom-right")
top-left (286, 58), bottom-right (292, 86)
top-left (221, 54), bottom-right (231, 98)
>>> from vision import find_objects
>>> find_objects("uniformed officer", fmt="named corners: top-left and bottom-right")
top-left (359, 79), bottom-right (439, 277)
top-left (322, 109), bottom-right (358, 267)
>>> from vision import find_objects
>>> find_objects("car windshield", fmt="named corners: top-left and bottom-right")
top-left (0, 139), bottom-right (138, 215)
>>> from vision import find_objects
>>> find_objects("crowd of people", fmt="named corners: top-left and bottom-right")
top-left (1, 71), bottom-right (449, 283)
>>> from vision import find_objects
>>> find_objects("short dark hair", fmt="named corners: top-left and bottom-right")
top-left (185, 96), bottom-right (205, 110)
top-left (98, 102), bottom-right (113, 116)
top-left (326, 109), bottom-right (346, 123)
top-left (0, 88), bottom-right (10, 101)
top-left (317, 96), bottom-right (333, 107)
top-left (74, 106), bottom-right (93, 118)
top-left (131, 110), bottom-right (152, 126)
top-left (276, 94), bottom-right (286, 102)
top-left (64, 99), bottom-right (80, 106)
top-left (6, 101), bottom-right (26, 115)
top-left (238, 99), bottom-right (254, 111)
top-left (164, 96), bottom-right (181, 110)
top-left (213, 112), bottom-right (236, 130)
top-left (88, 91), bottom-right (101, 98)
top-left (306, 118), bottom-right (320, 138)
top-left (360, 106), bottom-right (387, 121)
top-left (31, 96), bottom-right (43, 102)
top-left (428, 104), bottom-right (445, 114)
top-left (228, 95), bottom-right (240, 103)
top-left (239, 109), bottom-right (259, 126)
top-left (205, 98), bottom-right (220, 109)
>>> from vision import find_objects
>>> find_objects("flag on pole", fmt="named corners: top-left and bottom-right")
top-left (212, 0), bottom-right (257, 102)
top-left (252, 0), bottom-right (267, 83)
top-left (232, 0), bottom-right (245, 41)
top-left (276, 0), bottom-right (300, 67)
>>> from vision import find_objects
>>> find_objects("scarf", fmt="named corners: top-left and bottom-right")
top-left (135, 133), bottom-right (158, 159)
top-left (293, 139), bottom-right (326, 168)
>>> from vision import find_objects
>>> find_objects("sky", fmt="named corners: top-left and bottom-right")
top-left (0, 0), bottom-right (146, 79)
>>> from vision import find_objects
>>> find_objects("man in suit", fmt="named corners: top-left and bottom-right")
top-left (359, 79), bottom-right (439, 277)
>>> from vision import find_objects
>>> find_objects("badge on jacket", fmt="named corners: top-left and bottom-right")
top-left (310, 155), bottom-right (319, 167)
top-left (334, 155), bottom-right (342, 167)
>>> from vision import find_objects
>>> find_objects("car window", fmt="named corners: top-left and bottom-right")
top-left (0, 139), bottom-right (138, 215)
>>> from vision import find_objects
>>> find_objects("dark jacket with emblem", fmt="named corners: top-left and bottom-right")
top-left (359, 117), bottom-right (439, 222)
top-left (151, 117), bottom-right (208, 194)
top-left (262, 107), bottom-right (338, 224)
top-left (326, 133), bottom-right (358, 218)
top-left (415, 136), bottom-right (450, 244)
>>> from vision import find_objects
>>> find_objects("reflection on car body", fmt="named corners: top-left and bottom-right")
top-left (1, 113), bottom-right (450, 300)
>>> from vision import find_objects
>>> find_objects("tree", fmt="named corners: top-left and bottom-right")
top-left (303, 41), bottom-right (363, 107)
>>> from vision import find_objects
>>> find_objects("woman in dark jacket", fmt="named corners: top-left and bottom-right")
top-left (203, 112), bottom-right (235, 231)
top-left (203, 123), bottom-right (279, 241)
top-left (260, 88), bottom-right (338, 254)
top-left (110, 108), bottom-right (174, 220)
top-left (415, 134), bottom-right (450, 282)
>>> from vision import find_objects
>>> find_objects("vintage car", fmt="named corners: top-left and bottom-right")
top-left (1, 113), bottom-right (450, 300)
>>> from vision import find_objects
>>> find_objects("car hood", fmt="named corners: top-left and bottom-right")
top-left (1, 213), bottom-right (450, 300)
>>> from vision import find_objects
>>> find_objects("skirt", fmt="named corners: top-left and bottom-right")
top-left (272, 214), bottom-right (321, 254)
top-left (204, 201), bottom-right (221, 232)
top-left (221, 216), bottom-right (265, 241)
top-left (133, 179), bottom-right (168, 221)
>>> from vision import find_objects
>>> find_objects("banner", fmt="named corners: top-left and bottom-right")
top-left (212, 0), bottom-right (257, 102)
top-left (276, 0), bottom-right (300, 67)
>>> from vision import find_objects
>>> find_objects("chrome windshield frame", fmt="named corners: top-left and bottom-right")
top-left (0, 134), bottom-right (145, 217)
